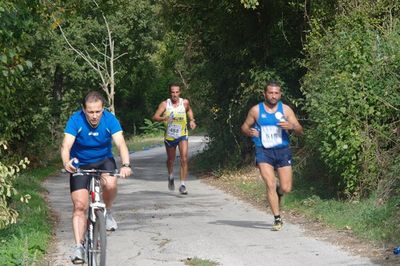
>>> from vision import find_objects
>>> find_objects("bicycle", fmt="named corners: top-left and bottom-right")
top-left (72, 169), bottom-right (120, 266)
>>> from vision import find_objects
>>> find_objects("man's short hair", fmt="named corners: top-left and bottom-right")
top-left (83, 91), bottom-right (106, 108)
top-left (169, 83), bottom-right (181, 92)
top-left (265, 80), bottom-right (281, 91)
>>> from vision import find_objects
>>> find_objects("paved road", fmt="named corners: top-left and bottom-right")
top-left (44, 136), bottom-right (375, 266)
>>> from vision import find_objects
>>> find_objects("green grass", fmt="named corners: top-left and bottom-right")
top-left (285, 191), bottom-right (400, 243)
top-left (184, 257), bottom-right (220, 266)
top-left (113, 134), bottom-right (164, 154)
top-left (217, 170), bottom-right (400, 245)
top-left (0, 162), bottom-right (59, 265)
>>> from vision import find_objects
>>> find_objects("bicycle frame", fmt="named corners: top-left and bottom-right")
top-left (87, 173), bottom-right (106, 266)
top-left (73, 169), bottom-right (116, 266)
top-left (88, 175), bottom-right (106, 223)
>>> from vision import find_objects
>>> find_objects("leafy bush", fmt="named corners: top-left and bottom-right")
top-left (0, 141), bottom-right (30, 229)
top-left (0, 1), bottom-right (56, 165)
top-left (302, 4), bottom-right (400, 197)
top-left (139, 118), bottom-right (165, 135)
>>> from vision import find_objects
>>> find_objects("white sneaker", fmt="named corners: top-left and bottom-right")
top-left (71, 245), bottom-right (85, 264)
top-left (179, 184), bottom-right (188, 195)
top-left (106, 210), bottom-right (118, 231)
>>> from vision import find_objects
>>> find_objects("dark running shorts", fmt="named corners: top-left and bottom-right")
top-left (164, 136), bottom-right (188, 148)
top-left (70, 157), bottom-right (117, 193)
top-left (255, 146), bottom-right (292, 169)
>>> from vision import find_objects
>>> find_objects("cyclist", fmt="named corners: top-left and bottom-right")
top-left (152, 83), bottom-right (196, 195)
top-left (61, 91), bottom-right (132, 264)
top-left (241, 81), bottom-right (303, 231)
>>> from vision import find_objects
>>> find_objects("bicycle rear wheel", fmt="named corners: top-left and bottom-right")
top-left (88, 210), bottom-right (107, 266)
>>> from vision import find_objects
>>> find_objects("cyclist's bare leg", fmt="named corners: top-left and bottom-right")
top-left (258, 163), bottom-right (280, 215)
top-left (276, 166), bottom-right (293, 194)
top-left (165, 145), bottom-right (177, 177)
top-left (177, 140), bottom-right (189, 182)
top-left (71, 189), bottom-right (89, 245)
top-left (102, 174), bottom-right (117, 209)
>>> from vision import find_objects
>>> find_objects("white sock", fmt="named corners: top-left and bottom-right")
top-left (169, 175), bottom-right (173, 180)
top-left (181, 181), bottom-right (185, 186)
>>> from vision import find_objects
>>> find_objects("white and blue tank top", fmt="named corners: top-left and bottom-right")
top-left (252, 101), bottom-right (290, 149)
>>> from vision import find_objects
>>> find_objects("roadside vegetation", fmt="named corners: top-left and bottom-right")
top-left (0, 163), bottom-right (57, 265)
top-left (200, 165), bottom-right (400, 245)
top-left (1, 0), bottom-right (399, 264)
top-left (184, 257), bottom-right (220, 266)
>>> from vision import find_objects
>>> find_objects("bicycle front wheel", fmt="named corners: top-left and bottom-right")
top-left (88, 210), bottom-right (107, 266)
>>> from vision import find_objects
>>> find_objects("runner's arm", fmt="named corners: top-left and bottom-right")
top-left (184, 99), bottom-right (196, 130)
top-left (112, 131), bottom-right (132, 178)
top-left (152, 101), bottom-right (167, 122)
top-left (281, 105), bottom-right (303, 136)
top-left (241, 106), bottom-right (258, 137)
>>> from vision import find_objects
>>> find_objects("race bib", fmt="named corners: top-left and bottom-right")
top-left (167, 124), bottom-right (182, 139)
top-left (260, 126), bottom-right (283, 148)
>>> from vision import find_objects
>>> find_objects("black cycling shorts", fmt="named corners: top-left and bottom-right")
top-left (69, 157), bottom-right (117, 193)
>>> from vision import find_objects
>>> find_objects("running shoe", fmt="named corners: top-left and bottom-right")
top-left (71, 245), bottom-right (85, 264)
top-left (179, 184), bottom-right (188, 195)
top-left (272, 217), bottom-right (283, 231)
top-left (168, 176), bottom-right (175, 191)
top-left (106, 210), bottom-right (118, 231)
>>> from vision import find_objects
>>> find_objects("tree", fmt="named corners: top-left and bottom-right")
top-left (160, 0), bottom-right (307, 167)
top-left (53, 0), bottom-right (126, 114)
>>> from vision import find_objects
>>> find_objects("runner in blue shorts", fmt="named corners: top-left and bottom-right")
top-left (152, 83), bottom-right (196, 194)
top-left (241, 81), bottom-right (303, 231)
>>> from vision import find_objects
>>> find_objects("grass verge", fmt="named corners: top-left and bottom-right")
top-left (0, 163), bottom-right (59, 265)
top-left (184, 256), bottom-right (220, 266)
top-left (114, 133), bottom-right (164, 154)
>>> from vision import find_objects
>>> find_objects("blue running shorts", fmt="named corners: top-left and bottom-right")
top-left (255, 146), bottom-right (292, 169)
top-left (164, 136), bottom-right (188, 148)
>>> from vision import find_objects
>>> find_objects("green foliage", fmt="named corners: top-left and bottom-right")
top-left (0, 1), bottom-right (56, 164)
top-left (48, 0), bottom-right (161, 133)
top-left (0, 141), bottom-right (30, 230)
top-left (139, 118), bottom-right (164, 135)
top-left (123, 135), bottom-right (163, 153)
top-left (240, 0), bottom-right (259, 10)
top-left (161, 0), bottom-right (307, 169)
top-left (302, 2), bottom-right (400, 197)
top-left (184, 257), bottom-right (220, 266)
top-left (0, 163), bottom-right (56, 265)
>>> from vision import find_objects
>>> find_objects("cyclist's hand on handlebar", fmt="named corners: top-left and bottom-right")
top-left (119, 166), bottom-right (132, 178)
top-left (64, 158), bottom-right (78, 173)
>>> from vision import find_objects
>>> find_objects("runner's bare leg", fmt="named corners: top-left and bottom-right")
top-left (258, 163), bottom-right (280, 215)
top-left (165, 145), bottom-right (177, 176)
top-left (178, 140), bottom-right (189, 182)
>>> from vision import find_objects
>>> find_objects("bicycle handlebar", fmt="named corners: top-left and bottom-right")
top-left (72, 169), bottom-right (123, 177)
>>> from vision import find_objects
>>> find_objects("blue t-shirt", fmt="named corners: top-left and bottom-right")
top-left (252, 101), bottom-right (290, 148)
top-left (64, 109), bottom-right (122, 165)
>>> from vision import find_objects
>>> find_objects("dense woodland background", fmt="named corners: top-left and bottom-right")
top-left (1, 0), bottom-right (399, 228)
